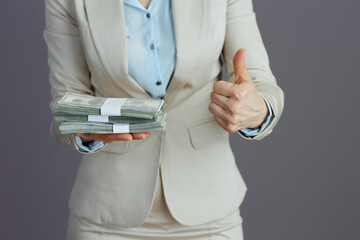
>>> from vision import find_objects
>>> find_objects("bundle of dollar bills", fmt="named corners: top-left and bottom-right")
top-left (54, 112), bottom-right (158, 124)
top-left (52, 92), bottom-right (166, 134)
top-left (53, 92), bottom-right (163, 119)
top-left (59, 114), bottom-right (166, 134)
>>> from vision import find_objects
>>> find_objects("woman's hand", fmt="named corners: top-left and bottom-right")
top-left (209, 49), bottom-right (268, 133)
top-left (74, 132), bottom-right (150, 143)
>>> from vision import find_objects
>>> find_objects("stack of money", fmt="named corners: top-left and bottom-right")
top-left (52, 92), bottom-right (166, 134)
top-left (59, 114), bottom-right (166, 134)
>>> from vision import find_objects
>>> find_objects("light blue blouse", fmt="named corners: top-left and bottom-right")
top-left (123, 0), bottom-right (176, 99)
top-left (76, 0), bottom-right (273, 152)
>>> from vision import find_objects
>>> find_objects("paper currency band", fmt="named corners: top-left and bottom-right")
top-left (113, 123), bottom-right (130, 133)
top-left (88, 115), bottom-right (109, 122)
top-left (100, 98), bottom-right (127, 116)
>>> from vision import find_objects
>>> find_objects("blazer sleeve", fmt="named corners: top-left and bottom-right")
top-left (43, 0), bottom-right (105, 153)
top-left (223, 0), bottom-right (285, 140)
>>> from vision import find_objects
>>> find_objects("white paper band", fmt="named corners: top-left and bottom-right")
top-left (88, 115), bottom-right (109, 123)
top-left (113, 123), bottom-right (130, 133)
top-left (100, 98), bottom-right (127, 116)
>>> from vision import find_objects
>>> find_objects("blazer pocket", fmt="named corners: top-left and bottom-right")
top-left (187, 119), bottom-right (228, 149)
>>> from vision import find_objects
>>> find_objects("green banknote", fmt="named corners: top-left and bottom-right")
top-left (52, 92), bottom-right (164, 119)
top-left (59, 114), bottom-right (166, 134)
top-left (53, 112), bottom-right (158, 124)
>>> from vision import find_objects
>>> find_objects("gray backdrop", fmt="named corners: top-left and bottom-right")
top-left (0, 0), bottom-right (359, 239)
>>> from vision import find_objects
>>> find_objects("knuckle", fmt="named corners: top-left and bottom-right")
top-left (239, 88), bottom-right (247, 98)
top-left (227, 104), bottom-right (235, 113)
top-left (234, 87), bottom-right (247, 100)
top-left (222, 119), bottom-right (235, 132)
top-left (224, 125), bottom-right (231, 132)
top-left (230, 89), bottom-right (239, 99)
top-left (222, 117), bottom-right (230, 125)
top-left (228, 103), bottom-right (239, 114)
top-left (238, 115), bottom-right (246, 123)
top-left (225, 125), bottom-right (236, 133)
top-left (227, 117), bottom-right (237, 126)
top-left (230, 125), bottom-right (238, 133)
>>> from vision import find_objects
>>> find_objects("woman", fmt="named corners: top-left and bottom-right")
top-left (44, 0), bottom-right (284, 239)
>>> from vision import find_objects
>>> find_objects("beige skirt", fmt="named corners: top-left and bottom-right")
top-left (66, 171), bottom-right (244, 240)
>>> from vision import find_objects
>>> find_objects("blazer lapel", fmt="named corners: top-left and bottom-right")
top-left (84, 0), bottom-right (151, 99)
top-left (84, 0), bottom-right (206, 105)
top-left (162, 0), bottom-right (206, 111)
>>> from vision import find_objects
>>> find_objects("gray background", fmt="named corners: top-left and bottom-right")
top-left (0, 0), bottom-right (359, 239)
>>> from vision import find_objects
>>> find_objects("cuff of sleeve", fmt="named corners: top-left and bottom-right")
top-left (238, 94), bottom-right (274, 137)
top-left (75, 136), bottom-right (104, 153)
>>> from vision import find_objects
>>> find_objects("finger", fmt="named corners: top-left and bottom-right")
top-left (77, 133), bottom-right (101, 142)
top-left (104, 133), bottom-right (133, 142)
top-left (83, 133), bottom-right (108, 143)
top-left (213, 116), bottom-right (226, 130)
top-left (131, 132), bottom-right (149, 140)
top-left (210, 91), bottom-right (231, 111)
top-left (209, 101), bottom-right (231, 120)
top-left (74, 133), bottom-right (93, 143)
top-left (213, 116), bottom-right (236, 133)
top-left (214, 116), bottom-right (238, 133)
top-left (233, 49), bottom-right (250, 84)
top-left (213, 80), bottom-right (235, 97)
top-left (82, 133), bottom-right (133, 142)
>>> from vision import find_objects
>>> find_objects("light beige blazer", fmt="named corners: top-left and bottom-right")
top-left (44, 0), bottom-right (284, 228)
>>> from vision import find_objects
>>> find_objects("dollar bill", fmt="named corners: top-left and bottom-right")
top-left (59, 114), bottom-right (166, 134)
top-left (53, 112), bottom-right (158, 124)
top-left (52, 92), bottom-right (164, 119)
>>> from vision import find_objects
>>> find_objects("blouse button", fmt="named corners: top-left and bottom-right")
top-left (156, 81), bottom-right (162, 86)
top-left (146, 13), bottom-right (151, 18)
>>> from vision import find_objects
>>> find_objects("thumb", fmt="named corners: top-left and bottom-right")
top-left (233, 49), bottom-right (250, 84)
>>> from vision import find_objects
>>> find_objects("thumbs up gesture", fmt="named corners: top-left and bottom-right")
top-left (209, 49), bottom-right (268, 133)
